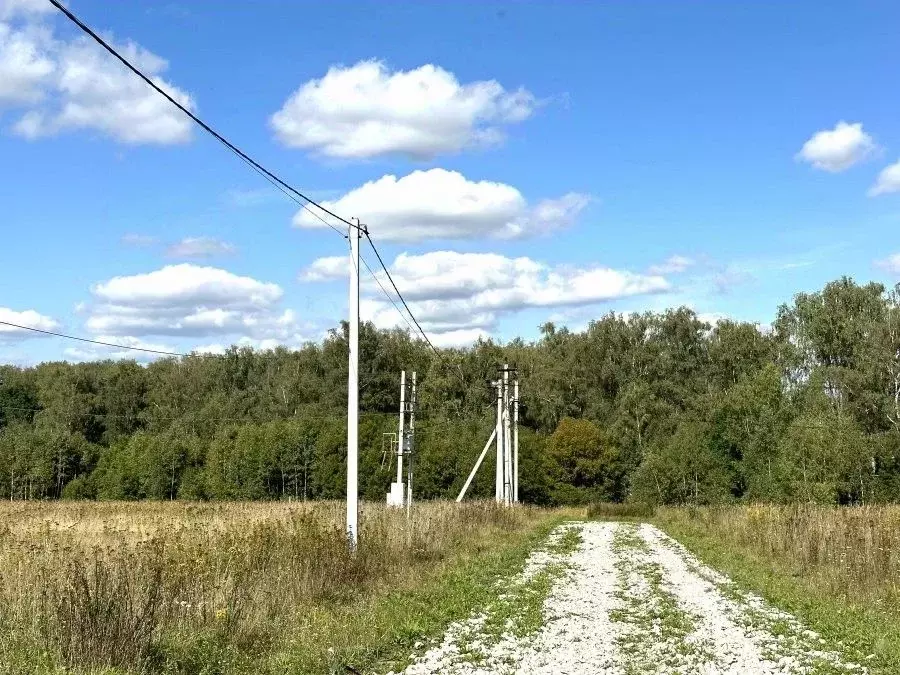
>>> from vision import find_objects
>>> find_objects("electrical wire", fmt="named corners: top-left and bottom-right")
top-left (359, 254), bottom-right (419, 339)
top-left (46, 0), bottom-right (440, 357)
top-left (362, 232), bottom-right (439, 355)
top-left (48, 0), bottom-right (351, 239)
top-left (0, 321), bottom-right (189, 357)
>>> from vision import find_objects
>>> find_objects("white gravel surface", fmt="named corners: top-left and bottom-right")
top-left (391, 521), bottom-right (867, 675)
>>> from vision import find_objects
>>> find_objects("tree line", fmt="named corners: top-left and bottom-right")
top-left (1, 276), bottom-right (899, 505)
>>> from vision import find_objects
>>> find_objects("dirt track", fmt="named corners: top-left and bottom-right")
top-left (394, 521), bottom-right (867, 674)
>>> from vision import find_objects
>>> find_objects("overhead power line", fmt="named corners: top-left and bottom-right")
top-left (47, 0), bottom-right (350, 239)
top-left (359, 254), bottom-right (418, 338)
top-left (0, 321), bottom-right (189, 357)
top-left (47, 0), bottom-right (440, 355)
top-left (363, 232), bottom-right (439, 355)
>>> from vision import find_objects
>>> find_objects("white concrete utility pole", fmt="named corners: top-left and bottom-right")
top-left (346, 219), bottom-right (360, 549)
top-left (513, 377), bottom-right (520, 503)
top-left (503, 364), bottom-right (513, 505)
top-left (407, 371), bottom-right (417, 518)
top-left (459, 369), bottom-right (522, 504)
top-left (494, 378), bottom-right (503, 502)
top-left (388, 370), bottom-right (407, 507)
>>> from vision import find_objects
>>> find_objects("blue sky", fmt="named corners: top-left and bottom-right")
top-left (2, 0), bottom-right (900, 363)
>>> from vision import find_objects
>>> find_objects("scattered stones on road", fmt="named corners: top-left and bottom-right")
top-left (392, 521), bottom-right (866, 674)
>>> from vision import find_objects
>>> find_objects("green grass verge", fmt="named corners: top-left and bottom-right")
top-left (260, 515), bottom-right (566, 674)
top-left (455, 523), bottom-right (584, 668)
top-left (2, 515), bottom-right (565, 675)
top-left (610, 524), bottom-right (710, 674)
top-left (325, 516), bottom-right (566, 675)
top-left (654, 514), bottom-right (900, 675)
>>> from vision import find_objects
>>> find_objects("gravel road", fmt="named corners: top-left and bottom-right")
top-left (392, 521), bottom-right (868, 675)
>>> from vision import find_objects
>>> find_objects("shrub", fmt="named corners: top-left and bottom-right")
top-left (586, 502), bottom-right (654, 519)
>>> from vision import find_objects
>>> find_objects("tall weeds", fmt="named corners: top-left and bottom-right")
top-left (0, 501), bottom-right (542, 673)
top-left (655, 504), bottom-right (900, 607)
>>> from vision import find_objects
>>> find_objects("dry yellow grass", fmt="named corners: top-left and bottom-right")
top-left (0, 500), bottom-right (558, 674)
top-left (656, 503), bottom-right (900, 608)
top-left (651, 505), bottom-right (900, 671)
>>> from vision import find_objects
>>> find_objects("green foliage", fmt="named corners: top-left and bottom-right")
top-left (3, 277), bottom-right (900, 505)
top-left (586, 502), bottom-right (655, 519)
top-left (630, 419), bottom-right (733, 505)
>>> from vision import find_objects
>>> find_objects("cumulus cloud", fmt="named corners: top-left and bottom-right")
top-left (299, 255), bottom-right (346, 282)
top-left (696, 312), bottom-right (729, 326)
top-left (82, 264), bottom-right (305, 345)
top-left (191, 337), bottom-right (299, 355)
top-left (166, 237), bottom-right (237, 259)
top-left (0, 22), bottom-right (53, 103)
top-left (868, 160), bottom-right (900, 197)
top-left (649, 255), bottom-right (694, 275)
top-left (876, 253), bottom-right (900, 276)
top-left (0, 0), bottom-right (53, 20)
top-left (63, 335), bottom-right (179, 363)
top-left (270, 59), bottom-right (535, 159)
top-left (796, 121), bottom-right (876, 172)
top-left (0, 306), bottom-right (60, 339)
top-left (294, 169), bottom-right (589, 242)
top-left (0, 9), bottom-right (194, 143)
top-left (303, 250), bottom-right (669, 343)
top-left (427, 329), bottom-right (492, 348)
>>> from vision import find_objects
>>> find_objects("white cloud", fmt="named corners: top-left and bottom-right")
top-left (92, 264), bottom-right (280, 310)
top-left (192, 337), bottom-right (296, 355)
top-left (0, 22), bottom-right (53, 103)
top-left (305, 250), bottom-right (669, 343)
top-left (868, 160), bottom-right (900, 197)
top-left (300, 255), bottom-right (346, 282)
top-left (63, 335), bottom-right (179, 363)
top-left (697, 312), bottom-right (729, 326)
top-left (648, 254), bottom-right (694, 275)
top-left (796, 121), bottom-right (876, 172)
top-left (0, 306), bottom-right (60, 339)
top-left (428, 329), bottom-right (492, 348)
top-left (0, 11), bottom-right (193, 144)
top-left (270, 59), bottom-right (535, 160)
top-left (712, 267), bottom-right (752, 294)
top-left (0, 0), bottom-right (53, 21)
top-left (876, 253), bottom-right (900, 276)
top-left (294, 169), bottom-right (589, 242)
top-left (83, 264), bottom-right (304, 343)
top-left (166, 237), bottom-right (237, 259)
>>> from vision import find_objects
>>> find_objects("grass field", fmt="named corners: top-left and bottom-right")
top-left (6, 501), bottom-right (900, 674)
top-left (651, 504), bottom-right (900, 673)
top-left (0, 501), bottom-right (565, 674)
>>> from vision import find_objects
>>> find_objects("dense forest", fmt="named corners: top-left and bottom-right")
top-left (2, 276), bottom-right (899, 505)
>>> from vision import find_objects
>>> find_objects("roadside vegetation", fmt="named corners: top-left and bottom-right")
top-left (0, 501), bottom-right (565, 675)
top-left (654, 505), bottom-right (900, 673)
top-left (3, 277), bottom-right (900, 510)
